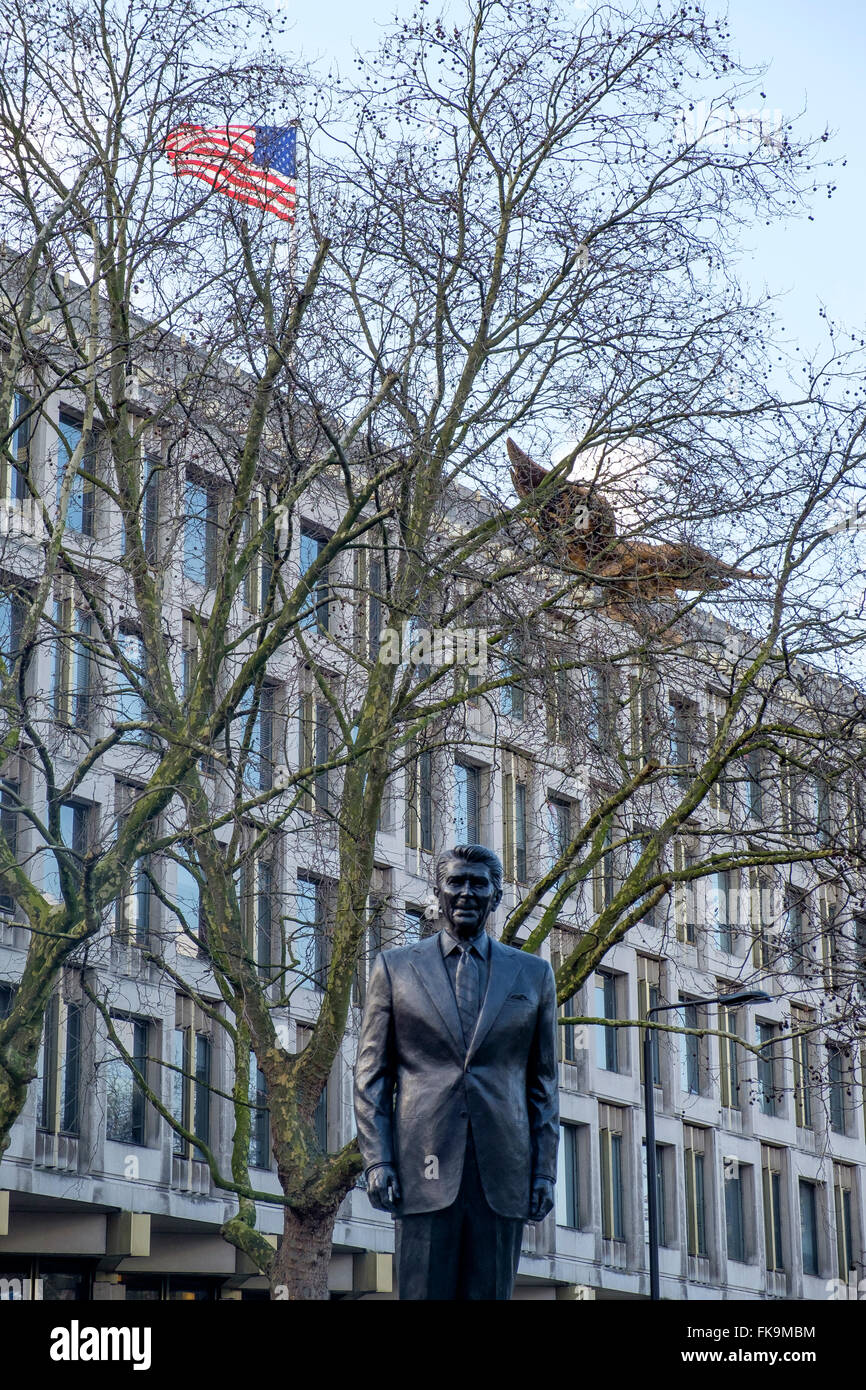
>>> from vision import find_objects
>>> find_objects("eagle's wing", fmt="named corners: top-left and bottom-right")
top-left (507, 437), bottom-right (618, 568)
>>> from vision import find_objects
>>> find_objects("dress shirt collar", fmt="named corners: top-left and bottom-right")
top-left (440, 925), bottom-right (490, 959)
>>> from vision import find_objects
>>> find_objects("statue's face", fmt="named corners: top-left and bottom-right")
top-left (435, 858), bottom-right (501, 937)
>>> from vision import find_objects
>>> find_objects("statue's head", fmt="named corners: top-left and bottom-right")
top-left (434, 844), bottom-right (503, 938)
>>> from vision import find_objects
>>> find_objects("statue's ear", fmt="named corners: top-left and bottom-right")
top-left (507, 437), bottom-right (549, 493)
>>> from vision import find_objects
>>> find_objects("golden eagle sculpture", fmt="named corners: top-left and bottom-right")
top-left (507, 437), bottom-right (765, 607)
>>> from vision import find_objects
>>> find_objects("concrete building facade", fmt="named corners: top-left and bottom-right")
top-left (1, 366), bottom-right (864, 1301)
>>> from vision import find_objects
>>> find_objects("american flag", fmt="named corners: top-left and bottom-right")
top-left (165, 125), bottom-right (296, 223)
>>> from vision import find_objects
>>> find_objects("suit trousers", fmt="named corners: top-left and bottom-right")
top-left (394, 1130), bottom-right (525, 1300)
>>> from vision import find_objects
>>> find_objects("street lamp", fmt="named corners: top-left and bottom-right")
top-left (643, 987), bottom-right (772, 1301)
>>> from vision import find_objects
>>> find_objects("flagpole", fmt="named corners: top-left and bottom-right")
top-left (287, 125), bottom-right (300, 375)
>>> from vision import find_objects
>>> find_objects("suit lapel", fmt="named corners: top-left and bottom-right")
top-left (408, 933), bottom-right (465, 1057)
top-left (467, 939), bottom-right (527, 1060)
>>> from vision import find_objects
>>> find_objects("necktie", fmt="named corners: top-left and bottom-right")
top-left (455, 943), bottom-right (480, 1045)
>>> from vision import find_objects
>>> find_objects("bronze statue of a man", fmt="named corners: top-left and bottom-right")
top-left (353, 844), bottom-right (559, 1300)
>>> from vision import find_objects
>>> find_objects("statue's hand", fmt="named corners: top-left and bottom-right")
top-left (365, 1163), bottom-right (401, 1213)
top-left (529, 1178), bottom-right (555, 1223)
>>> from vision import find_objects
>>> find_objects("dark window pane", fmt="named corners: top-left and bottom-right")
top-left (800, 1180), bottom-right (819, 1277)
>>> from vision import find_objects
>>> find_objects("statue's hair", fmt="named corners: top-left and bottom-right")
top-left (435, 844), bottom-right (503, 896)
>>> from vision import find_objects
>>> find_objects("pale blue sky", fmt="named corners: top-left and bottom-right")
top-left (284, 0), bottom-right (866, 354)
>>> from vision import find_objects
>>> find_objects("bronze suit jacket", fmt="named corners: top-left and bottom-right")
top-left (353, 931), bottom-right (559, 1219)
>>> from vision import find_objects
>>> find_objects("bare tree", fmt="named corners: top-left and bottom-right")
top-left (1, 0), bottom-right (864, 1302)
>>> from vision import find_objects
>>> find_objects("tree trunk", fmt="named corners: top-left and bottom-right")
top-left (270, 1207), bottom-right (337, 1300)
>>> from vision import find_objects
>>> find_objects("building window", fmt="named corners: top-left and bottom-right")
top-left (779, 755), bottom-right (801, 834)
top-left (750, 868), bottom-right (775, 969)
top-left (366, 554), bottom-right (383, 663)
top-left (183, 477), bottom-right (218, 585)
top-left (546, 665), bottom-right (569, 745)
top-left (37, 992), bottom-right (81, 1135)
top-left (594, 971), bottom-right (620, 1073)
top-left (400, 905), bottom-right (425, 946)
top-left (557, 983), bottom-right (580, 1065)
top-left (637, 957), bottom-right (661, 1086)
top-left (4, 390), bottom-right (31, 503)
top-left (353, 547), bottom-right (384, 663)
top-left (718, 1003), bottom-right (740, 1109)
top-left (673, 840), bottom-right (696, 944)
top-left (552, 933), bottom-right (580, 1065)
top-left (745, 748), bottom-right (764, 820)
top-left (299, 692), bottom-right (329, 812)
top-left (706, 703), bottom-right (731, 811)
top-left (255, 859), bottom-right (273, 974)
top-left (180, 614), bottom-right (199, 702)
top-left (546, 796), bottom-right (571, 871)
top-left (815, 777), bottom-right (833, 845)
top-left (592, 821), bottom-right (616, 915)
top-left (240, 684), bottom-right (274, 792)
top-left (114, 857), bottom-right (152, 946)
top-left (294, 874), bottom-right (329, 991)
top-left (237, 854), bottom-right (274, 976)
top-left (684, 1125), bottom-right (709, 1257)
top-left (820, 896), bottom-right (838, 992)
top-left (142, 454), bottom-right (159, 562)
top-left (630, 668), bottom-right (653, 762)
top-left (42, 801), bottom-right (90, 900)
top-left (105, 1017), bottom-right (149, 1145)
top-left (791, 1006), bottom-right (813, 1129)
top-left (0, 981), bottom-right (14, 1018)
top-left (57, 410), bottom-right (96, 536)
top-left (248, 1054), bottom-right (270, 1168)
top-left (599, 1105), bottom-right (625, 1241)
top-left (454, 763), bottom-right (480, 845)
top-left (668, 696), bottom-right (693, 786)
top-left (587, 666), bottom-right (613, 746)
top-left (556, 1122), bottom-right (581, 1228)
top-left (834, 1165), bottom-right (855, 1281)
top-left (405, 743), bottom-right (434, 852)
top-left (725, 1163), bottom-right (747, 1263)
top-left (295, 1025), bottom-right (328, 1152)
top-left (502, 763), bottom-right (528, 884)
top-left (366, 891), bottom-right (389, 964)
top-left (122, 452), bottom-right (159, 561)
top-left (761, 1145), bottom-right (785, 1272)
top-left (173, 999), bottom-right (211, 1160)
top-left (113, 785), bottom-right (152, 945)
top-left (710, 869), bottom-right (736, 953)
top-left (623, 825), bottom-right (657, 928)
top-left (828, 1045), bottom-right (848, 1135)
top-left (52, 588), bottom-right (94, 731)
top-left (242, 493), bottom-right (276, 615)
top-left (0, 584), bottom-right (25, 667)
top-left (172, 851), bottom-right (203, 949)
top-left (679, 998), bottom-right (705, 1096)
top-left (0, 780), bottom-right (19, 915)
top-left (784, 888), bottom-right (808, 976)
top-left (651, 1143), bottom-right (669, 1247)
top-left (499, 636), bottom-right (525, 721)
top-left (116, 630), bottom-right (150, 741)
top-left (299, 526), bottom-right (330, 634)
top-left (756, 1022), bottom-right (780, 1117)
top-left (799, 1179), bottom-right (820, 1278)
top-left (847, 777), bottom-right (863, 856)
